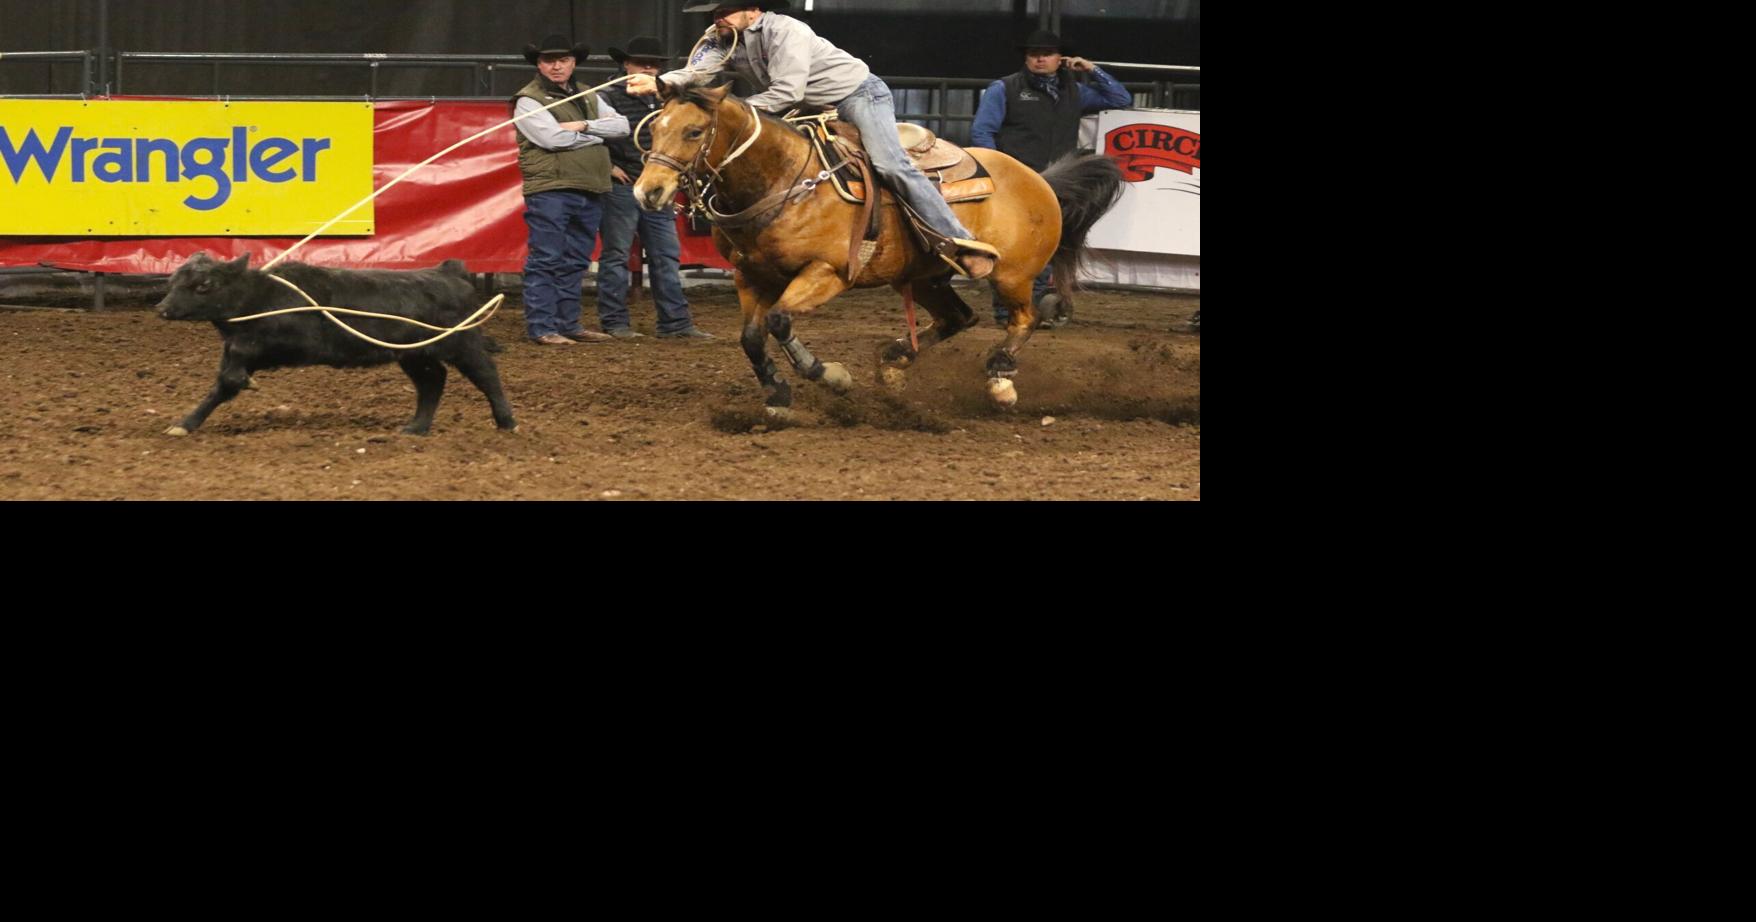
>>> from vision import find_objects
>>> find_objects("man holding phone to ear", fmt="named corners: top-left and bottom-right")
top-left (971, 29), bottom-right (1132, 327)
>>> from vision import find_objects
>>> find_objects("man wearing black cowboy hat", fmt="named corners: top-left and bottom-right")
top-left (971, 29), bottom-right (1131, 327)
top-left (624, 2), bottom-right (1002, 281)
top-left (591, 36), bottom-right (712, 341)
top-left (511, 34), bottom-right (630, 345)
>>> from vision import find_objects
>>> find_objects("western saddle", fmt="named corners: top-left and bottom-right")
top-left (788, 112), bottom-right (996, 206)
top-left (784, 111), bottom-right (997, 281)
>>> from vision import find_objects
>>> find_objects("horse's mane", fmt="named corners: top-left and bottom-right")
top-left (677, 85), bottom-right (727, 111)
top-left (676, 86), bottom-right (791, 132)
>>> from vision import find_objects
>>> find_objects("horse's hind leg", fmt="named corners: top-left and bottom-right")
top-left (984, 267), bottom-right (1041, 409)
top-left (876, 274), bottom-right (980, 390)
top-left (768, 261), bottom-right (855, 398)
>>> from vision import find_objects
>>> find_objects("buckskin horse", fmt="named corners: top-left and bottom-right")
top-left (633, 83), bottom-right (1123, 414)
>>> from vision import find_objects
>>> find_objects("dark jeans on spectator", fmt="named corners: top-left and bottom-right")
top-left (594, 183), bottom-right (693, 334)
top-left (522, 189), bottom-right (602, 339)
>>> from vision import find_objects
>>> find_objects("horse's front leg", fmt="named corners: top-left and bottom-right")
top-left (768, 260), bottom-right (855, 398)
top-left (734, 271), bottom-right (791, 415)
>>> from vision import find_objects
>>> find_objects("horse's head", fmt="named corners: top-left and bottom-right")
top-left (633, 83), bottom-right (743, 212)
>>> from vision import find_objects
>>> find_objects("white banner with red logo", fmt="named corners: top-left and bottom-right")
top-left (1086, 108), bottom-right (1199, 256)
top-left (1073, 108), bottom-right (1200, 291)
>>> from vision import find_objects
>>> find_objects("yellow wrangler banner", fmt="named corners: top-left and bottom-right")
top-left (0, 100), bottom-right (375, 236)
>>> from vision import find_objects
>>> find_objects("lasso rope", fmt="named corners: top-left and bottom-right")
top-left (263, 73), bottom-right (638, 272)
top-left (241, 73), bottom-right (637, 344)
top-left (246, 274), bottom-right (505, 351)
top-left (633, 20), bottom-right (743, 158)
top-left (239, 24), bottom-right (736, 346)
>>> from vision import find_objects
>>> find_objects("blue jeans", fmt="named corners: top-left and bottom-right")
top-left (835, 75), bottom-right (974, 244)
top-left (996, 266), bottom-right (1055, 323)
top-left (594, 183), bottom-right (694, 334)
top-left (522, 189), bottom-right (602, 339)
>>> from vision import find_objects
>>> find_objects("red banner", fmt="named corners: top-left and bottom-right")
top-left (0, 97), bottom-right (730, 274)
top-left (1104, 123), bottom-right (1201, 182)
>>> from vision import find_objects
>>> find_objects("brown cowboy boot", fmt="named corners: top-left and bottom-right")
top-left (952, 239), bottom-right (1000, 280)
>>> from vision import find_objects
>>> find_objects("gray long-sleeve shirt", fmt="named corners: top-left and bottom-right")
top-left (659, 12), bottom-right (871, 114)
top-left (514, 95), bottom-right (631, 151)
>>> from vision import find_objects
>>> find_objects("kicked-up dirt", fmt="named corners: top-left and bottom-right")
top-left (0, 282), bottom-right (1199, 499)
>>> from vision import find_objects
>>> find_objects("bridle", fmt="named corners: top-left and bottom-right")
top-left (638, 97), bottom-right (852, 231)
top-left (639, 98), bottom-right (765, 219)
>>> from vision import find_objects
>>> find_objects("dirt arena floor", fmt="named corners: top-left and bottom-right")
top-left (0, 281), bottom-right (1199, 500)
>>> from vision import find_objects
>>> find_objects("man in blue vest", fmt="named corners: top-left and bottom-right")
top-left (971, 29), bottom-right (1131, 328)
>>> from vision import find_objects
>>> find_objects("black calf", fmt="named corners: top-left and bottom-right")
top-left (156, 252), bottom-right (516, 435)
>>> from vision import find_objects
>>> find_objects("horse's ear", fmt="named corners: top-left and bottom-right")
top-left (702, 83), bottom-right (733, 104)
top-left (657, 78), bottom-right (677, 102)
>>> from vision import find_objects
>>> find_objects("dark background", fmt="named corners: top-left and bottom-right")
top-left (0, 0), bottom-right (1198, 97)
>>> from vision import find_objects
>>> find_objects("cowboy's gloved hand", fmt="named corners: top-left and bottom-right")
top-left (626, 74), bottom-right (658, 95)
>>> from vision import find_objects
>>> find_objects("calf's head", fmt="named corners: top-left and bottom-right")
top-left (157, 252), bottom-right (255, 321)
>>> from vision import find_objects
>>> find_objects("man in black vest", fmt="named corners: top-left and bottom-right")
top-left (971, 29), bottom-right (1131, 327)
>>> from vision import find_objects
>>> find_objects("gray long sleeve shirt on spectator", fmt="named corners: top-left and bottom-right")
top-left (660, 13), bottom-right (871, 114)
top-left (514, 96), bottom-right (631, 151)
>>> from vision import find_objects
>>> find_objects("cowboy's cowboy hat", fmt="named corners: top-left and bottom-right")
top-left (523, 34), bottom-right (591, 65)
top-left (609, 36), bottom-right (676, 63)
top-left (682, 1), bottom-right (791, 12)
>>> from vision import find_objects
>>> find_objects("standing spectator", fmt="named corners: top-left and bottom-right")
top-left (593, 36), bottom-right (714, 341)
top-left (513, 33), bottom-right (630, 345)
top-left (971, 29), bottom-right (1132, 327)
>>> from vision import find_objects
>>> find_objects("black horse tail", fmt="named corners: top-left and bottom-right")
top-left (1042, 153), bottom-right (1125, 302)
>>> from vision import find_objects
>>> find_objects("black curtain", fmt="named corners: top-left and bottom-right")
top-left (1, 1), bottom-right (1194, 96)
top-left (0, 0), bottom-right (666, 95)
top-left (0, 0), bottom-right (661, 54)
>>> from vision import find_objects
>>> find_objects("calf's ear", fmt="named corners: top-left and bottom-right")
top-left (230, 253), bottom-right (252, 271)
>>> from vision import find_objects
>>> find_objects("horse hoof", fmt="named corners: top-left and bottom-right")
top-left (764, 406), bottom-right (795, 422)
top-left (878, 342), bottom-right (915, 367)
top-left (164, 426), bottom-right (189, 437)
top-left (987, 377), bottom-right (1018, 408)
top-left (878, 366), bottom-right (908, 392)
top-left (821, 362), bottom-right (854, 395)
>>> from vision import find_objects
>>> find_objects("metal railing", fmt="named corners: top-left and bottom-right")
top-left (1092, 62), bottom-right (1201, 74)
top-left (0, 50), bottom-right (95, 97)
top-left (886, 69), bottom-right (1198, 145)
top-left (6, 50), bottom-right (1198, 116)
top-left (106, 52), bottom-right (1198, 141)
top-left (1091, 61), bottom-right (1200, 114)
top-left (115, 51), bottom-right (626, 100)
